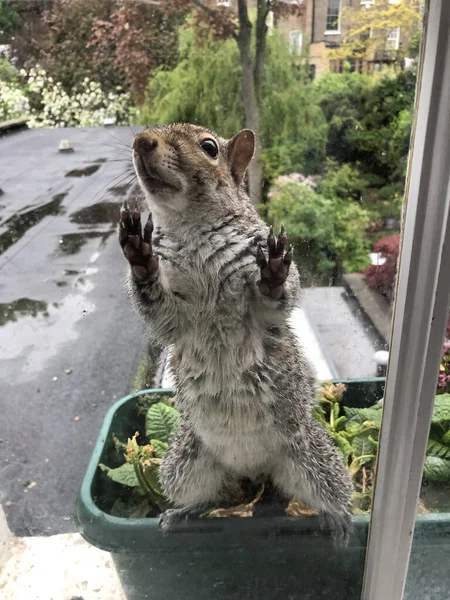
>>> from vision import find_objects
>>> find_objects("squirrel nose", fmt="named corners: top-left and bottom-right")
top-left (133, 134), bottom-right (158, 155)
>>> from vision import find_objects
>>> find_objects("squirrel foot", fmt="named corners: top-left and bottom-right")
top-left (319, 510), bottom-right (352, 547)
top-left (256, 225), bottom-right (292, 300)
top-left (119, 202), bottom-right (159, 281)
top-left (159, 507), bottom-right (193, 535)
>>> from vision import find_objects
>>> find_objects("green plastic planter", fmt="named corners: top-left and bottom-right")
top-left (77, 379), bottom-right (450, 600)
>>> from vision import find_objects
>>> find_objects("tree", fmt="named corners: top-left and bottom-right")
top-left (140, 29), bottom-right (327, 185)
top-left (0, 0), bottom-right (20, 43)
top-left (38, 0), bottom-right (186, 100)
top-left (90, 0), bottom-right (188, 103)
top-left (39, 0), bottom-right (119, 92)
top-left (190, 0), bottom-right (305, 204)
top-left (328, 0), bottom-right (422, 65)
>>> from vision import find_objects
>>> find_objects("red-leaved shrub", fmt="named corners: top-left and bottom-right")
top-left (364, 234), bottom-right (400, 301)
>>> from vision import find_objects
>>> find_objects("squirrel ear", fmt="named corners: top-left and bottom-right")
top-left (227, 129), bottom-right (255, 185)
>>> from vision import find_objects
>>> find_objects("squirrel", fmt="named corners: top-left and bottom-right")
top-left (119, 123), bottom-right (353, 542)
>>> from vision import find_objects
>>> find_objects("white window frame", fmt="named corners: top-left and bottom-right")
top-left (217, 0), bottom-right (231, 6)
top-left (325, 0), bottom-right (341, 35)
top-left (361, 1), bottom-right (450, 599)
top-left (386, 26), bottom-right (401, 51)
top-left (289, 30), bottom-right (303, 55)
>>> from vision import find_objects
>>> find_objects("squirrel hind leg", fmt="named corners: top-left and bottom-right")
top-left (272, 423), bottom-right (353, 546)
top-left (159, 420), bottom-right (229, 510)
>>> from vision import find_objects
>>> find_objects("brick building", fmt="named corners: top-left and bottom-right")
top-left (213, 1), bottom-right (415, 78)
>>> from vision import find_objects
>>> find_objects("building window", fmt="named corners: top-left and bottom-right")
top-left (326, 0), bottom-right (340, 32)
top-left (386, 26), bottom-right (401, 51)
top-left (289, 30), bottom-right (303, 55)
top-left (217, 0), bottom-right (231, 6)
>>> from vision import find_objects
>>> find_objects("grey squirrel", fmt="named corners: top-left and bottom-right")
top-left (119, 123), bottom-right (353, 542)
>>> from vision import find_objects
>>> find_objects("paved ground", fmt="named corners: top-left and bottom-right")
top-left (0, 126), bottom-right (147, 536)
top-left (302, 287), bottom-right (384, 379)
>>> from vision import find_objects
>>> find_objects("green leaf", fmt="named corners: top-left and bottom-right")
top-left (368, 434), bottom-right (379, 448)
top-left (352, 432), bottom-right (377, 457)
top-left (313, 405), bottom-right (327, 424)
top-left (423, 456), bottom-right (450, 482)
top-left (146, 402), bottom-right (180, 444)
top-left (427, 439), bottom-right (450, 460)
top-left (334, 434), bottom-right (352, 460)
top-left (99, 462), bottom-right (140, 487)
top-left (333, 402), bottom-right (340, 420)
top-left (346, 406), bottom-right (382, 428)
top-left (334, 415), bottom-right (347, 430)
top-left (442, 430), bottom-right (450, 445)
top-left (344, 407), bottom-right (360, 419)
top-left (142, 464), bottom-right (165, 498)
top-left (150, 439), bottom-right (169, 459)
top-left (432, 394), bottom-right (450, 423)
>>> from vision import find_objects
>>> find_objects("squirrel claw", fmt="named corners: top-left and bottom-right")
top-left (257, 226), bottom-right (292, 300)
top-left (119, 205), bottom-right (158, 281)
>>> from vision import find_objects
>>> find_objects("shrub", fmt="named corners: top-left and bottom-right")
top-left (363, 234), bottom-right (400, 301)
top-left (21, 66), bottom-right (133, 128)
top-left (0, 79), bottom-right (29, 121)
top-left (266, 178), bottom-right (370, 277)
top-left (314, 68), bottom-right (415, 187)
top-left (316, 161), bottom-right (367, 203)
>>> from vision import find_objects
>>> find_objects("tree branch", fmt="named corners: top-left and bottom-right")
top-left (190, 0), bottom-right (221, 19)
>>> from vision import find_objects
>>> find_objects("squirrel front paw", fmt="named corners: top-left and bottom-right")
top-left (256, 226), bottom-right (293, 300)
top-left (119, 203), bottom-right (159, 281)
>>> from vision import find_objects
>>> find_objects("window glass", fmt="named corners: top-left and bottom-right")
top-left (0, 1), bottom-right (429, 599)
top-left (289, 30), bottom-right (303, 54)
top-left (326, 0), bottom-right (341, 32)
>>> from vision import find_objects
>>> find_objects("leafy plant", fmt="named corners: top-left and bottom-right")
top-left (363, 233), bottom-right (400, 301)
top-left (265, 178), bottom-right (370, 278)
top-left (99, 374), bottom-right (450, 519)
top-left (100, 395), bottom-right (179, 515)
top-left (19, 66), bottom-right (133, 128)
top-left (0, 78), bottom-right (29, 120)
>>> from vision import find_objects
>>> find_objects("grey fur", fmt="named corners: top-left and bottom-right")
top-left (123, 124), bottom-right (353, 542)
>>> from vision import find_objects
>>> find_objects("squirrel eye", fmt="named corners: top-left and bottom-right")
top-left (200, 138), bottom-right (219, 159)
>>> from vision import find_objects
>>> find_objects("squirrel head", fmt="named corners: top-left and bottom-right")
top-left (132, 123), bottom-right (254, 219)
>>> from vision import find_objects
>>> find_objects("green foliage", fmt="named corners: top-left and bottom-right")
top-left (266, 179), bottom-right (370, 276)
top-left (18, 66), bottom-right (133, 128)
top-left (316, 380), bottom-right (450, 513)
top-left (140, 29), bottom-right (243, 137)
top-left (313, 71), bottom-right (372, 164)
top-left (0, 0), bottom-right (20, 38)
top-left (314, 69), bottom-right (415, 184)
top-left (100, 381), bottom-right (450, 518)
top-left (316, 162), bottom-right (367, 202)
top-left (146, 402), bottom-right (180, 444)
top-left (99, 462), bottom-right (140, 487)
top-left (423, 457), bottom-right (450, 483)
top-left (0, 78), bottom-right (29, 121)
top-left (0, 58), bottom-right (19, 84)
top-left (101, 398), bottom-right (179, 515)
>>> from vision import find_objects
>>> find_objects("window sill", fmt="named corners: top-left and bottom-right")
top-left (324, 30), bottom-right (341, 35)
